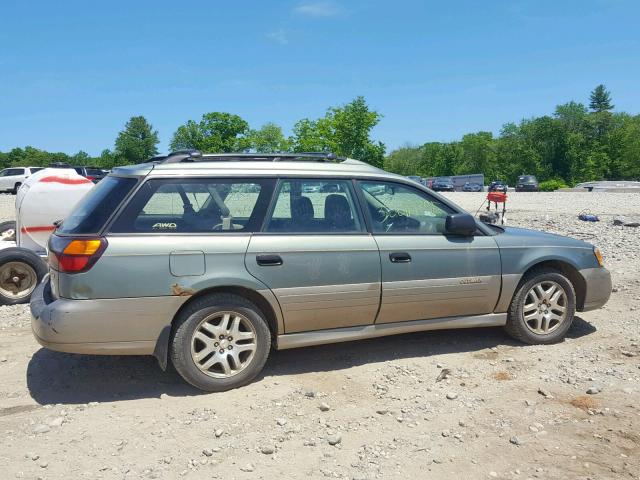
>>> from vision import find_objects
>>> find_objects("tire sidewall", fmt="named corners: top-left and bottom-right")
top-left (171, 299), bottom-right (271, 392)
top-left (510, 271), bottom-right (576, 344)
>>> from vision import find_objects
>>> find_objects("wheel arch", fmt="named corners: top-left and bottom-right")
top-left (519, 259), bottom-right (586, 310)
top-left (153, 284), bottom-right (283, 370)
top-left (495, 256), bottom-right (586, 313)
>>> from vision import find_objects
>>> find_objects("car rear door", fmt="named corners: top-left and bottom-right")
top-left (245, 178), bottom-right (381, 333)
top-left (356, 180), bottom-right (501, 324)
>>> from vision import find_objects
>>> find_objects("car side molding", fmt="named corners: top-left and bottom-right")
top-left (276, 313), bottom-right (507, 349)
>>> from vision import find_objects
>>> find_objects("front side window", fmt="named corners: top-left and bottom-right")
top-left (110, 178), bottom-right (273, 233)
top-left (265, 179), bottom-right (364, 233)
top-left (359, 181), bottom-right (454, 234)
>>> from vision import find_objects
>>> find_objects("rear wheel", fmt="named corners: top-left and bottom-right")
top-left (0, 247), bottom-right (48, 305)
top-left (504, 269), bottom-right (576, 344)
top-left (170, 293), bottom-right (271, 391)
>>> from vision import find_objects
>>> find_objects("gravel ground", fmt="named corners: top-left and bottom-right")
top-left (1, 191), bottom-right (639, 480)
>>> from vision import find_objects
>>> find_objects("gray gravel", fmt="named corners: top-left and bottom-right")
top-left (1, 191), bottom-right (639, 479)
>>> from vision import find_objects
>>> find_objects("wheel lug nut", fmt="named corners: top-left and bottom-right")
top-left (214, 342), bottom-right (219, 347)
top-left (219, 349), bottom-right (224, 354)
top-left (228, 345), bottom-right (233, 350)
top-left (227, 336), bottom-right (233, 341)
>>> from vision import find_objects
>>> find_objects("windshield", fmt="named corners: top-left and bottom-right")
top-left (518, 175), bottom-right (536, 183)
top-left (57, 176), bottom-right (138, 234)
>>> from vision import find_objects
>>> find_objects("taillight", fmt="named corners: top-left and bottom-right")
top-left (86, 176), bottom-right (95, 181)
top-left (48, 235), bottom-right (107, 273)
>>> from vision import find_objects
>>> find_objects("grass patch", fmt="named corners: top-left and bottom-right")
top-left (569, 395), bottom-right (600, 410)
top-left (491, 371), bottom-right (512, 381)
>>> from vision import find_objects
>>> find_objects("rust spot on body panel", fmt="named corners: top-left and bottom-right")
top-left (171, 283), bottom-right (196, 296)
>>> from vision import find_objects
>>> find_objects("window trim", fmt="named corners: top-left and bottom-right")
top-left (257, 177), bottom-right (368, 236)
top-left (354, 179), bottom-right (479, 237)
top-left (106, 177), bottom-right (275, 236)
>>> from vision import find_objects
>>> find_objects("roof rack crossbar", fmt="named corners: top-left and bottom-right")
top-left (158, 151), bottom-right (344, 164)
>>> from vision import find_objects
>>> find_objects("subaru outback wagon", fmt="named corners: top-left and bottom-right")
top-left (31, 152), bottom-right (612, 391)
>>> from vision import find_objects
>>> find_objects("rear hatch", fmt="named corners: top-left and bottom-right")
top-left (49, 174), bottom-right (140, 297)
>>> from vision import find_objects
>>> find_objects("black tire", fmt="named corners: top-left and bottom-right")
top-left (0, 247), bottom-right (48, 305)
top-left (504, 268), bottom-right (576, 345)
top-left (11, 183), bottom-right (21, 195)
top-left (170, 293), bottom-right (271, 392)
top-left (0, 220), bottom-right (17, 242)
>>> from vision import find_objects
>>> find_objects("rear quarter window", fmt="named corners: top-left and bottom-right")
top-left (109, 178), bottom-right (274, 233)
top-left (57, 176), bottom-right (138, 234)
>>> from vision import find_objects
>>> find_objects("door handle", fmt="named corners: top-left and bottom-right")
top-left (389, 252), bottom-right (411, 263)
top-left (256, 254), bottom-right (283, 266)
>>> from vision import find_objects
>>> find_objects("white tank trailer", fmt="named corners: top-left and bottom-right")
top-left (0, 168), bottom-right (94, 304)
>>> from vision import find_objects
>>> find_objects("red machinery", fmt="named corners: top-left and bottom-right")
top-left (483, 191), bottom-right (507, 225)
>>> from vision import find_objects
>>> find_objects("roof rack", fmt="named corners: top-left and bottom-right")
top-left (159, 150), bottom-right (343, 164)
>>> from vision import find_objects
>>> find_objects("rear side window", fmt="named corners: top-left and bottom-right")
top-left (58, 176), bottom-right (137, 234)
top-left (110, 178), bottom-right (274, 233)
top-left (264, 179), bottom-right (364, 233)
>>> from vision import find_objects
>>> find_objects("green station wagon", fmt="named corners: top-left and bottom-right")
top-left (31, 152), bottom-right (612, 391)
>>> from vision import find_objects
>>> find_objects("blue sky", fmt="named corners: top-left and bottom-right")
top-left (1, 0), bottom-right (639, 155)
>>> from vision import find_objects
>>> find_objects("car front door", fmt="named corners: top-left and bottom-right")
top-left (357, 180), bottom-right (501, 324)
top-left (246, 178), bottom-right (381, 333)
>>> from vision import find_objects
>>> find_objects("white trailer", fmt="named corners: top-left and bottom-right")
top-left (0, 168), bottom-right (94, 304)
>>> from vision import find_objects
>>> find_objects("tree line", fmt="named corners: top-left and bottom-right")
top-left (0, 96), bottom-right (384, 170)
top-left (1, 86), bottom-right (638, 186)
top-left (386, 85), bottom-right (640, 185)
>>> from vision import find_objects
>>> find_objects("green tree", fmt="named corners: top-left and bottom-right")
top-left (291, 97), bottom-right (386, 166)
top-left (458, 132), bottom-right (498, 178)
top-left (248, 122), bottom-right (290, 153)
top-left (384, 145), bottom-right (422, 176)
top-left (589, 84), bottom-right (614, 113)
top-left (170, 112), bottom-right (250, 152)
top-left (114, 116), bottom-right (159, 165)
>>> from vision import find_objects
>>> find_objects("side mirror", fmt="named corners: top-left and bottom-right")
top-left (445, 213), bottom-right (476, 236)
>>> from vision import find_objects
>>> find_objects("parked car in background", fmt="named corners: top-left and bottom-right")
top-left (431, 176), bottom-right (455, 192)
top-left (31, 151), bottom-right (612, 392)
top-left (0, 167), bottom-right (44, 194)
top-left (516, 175), bottom-right (539, 192)
top-left (462, 182), bottom-right (483, 192)
top-left (406, 175), bottom-right (424, 185)
top-left (488, 180), bottom-right (508, 193)
top-left (74, 166), bottom-right (106, 183)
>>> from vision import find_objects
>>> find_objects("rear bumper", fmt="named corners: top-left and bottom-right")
top-left (30, 278), bottom-right (186, 355)
top-left (579, 267), bottom-right (612, 311)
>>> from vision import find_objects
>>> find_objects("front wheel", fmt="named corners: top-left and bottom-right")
top-left (170, 294), bottom-right (271, 391)
top-left (504, 269), bottom-right (576, 344)
top-left (12, 183), bottom-right (22, 195)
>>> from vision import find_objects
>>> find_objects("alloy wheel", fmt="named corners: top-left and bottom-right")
top-left (522, 280), bottom-right (568, 335)
top-left (190, 311), bottom-right (257, 378)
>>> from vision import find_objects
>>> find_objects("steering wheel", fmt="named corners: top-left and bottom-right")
top-left (379, 208), bottom-right (404, 232)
